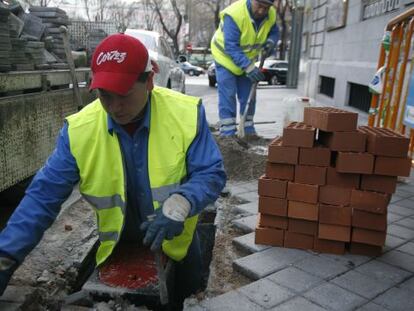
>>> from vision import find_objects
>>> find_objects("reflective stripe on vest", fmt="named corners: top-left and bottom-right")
top-left (66, 86), bottom-right (199, 265)
top-left (211, 0), bottom-right (276, 75)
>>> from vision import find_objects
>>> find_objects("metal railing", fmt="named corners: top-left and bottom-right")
top-left (368, 7), bottom-right (414, 159)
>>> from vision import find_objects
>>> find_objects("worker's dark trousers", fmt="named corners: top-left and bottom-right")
top-left (169, 230), bottom-right (202, 311)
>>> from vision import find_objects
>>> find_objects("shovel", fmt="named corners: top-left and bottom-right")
top-left (238, 50), bottom-right (266, 139)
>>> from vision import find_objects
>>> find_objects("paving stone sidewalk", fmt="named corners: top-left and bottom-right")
top-left (186, 172), bottom-right (414, 311)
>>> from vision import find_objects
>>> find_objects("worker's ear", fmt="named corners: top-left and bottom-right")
top-left (146, 71), bottom-right (155, 91)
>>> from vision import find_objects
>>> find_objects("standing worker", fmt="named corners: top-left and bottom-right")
top-left (0, 34), bottom-right (226, 310)
top-left (211, 0), bottom-right (279, 139)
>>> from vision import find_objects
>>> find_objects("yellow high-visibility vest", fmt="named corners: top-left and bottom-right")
top-left (66, 86), bottom-right (199, 265)
top-left (211, 0), bottom-right (276, 75)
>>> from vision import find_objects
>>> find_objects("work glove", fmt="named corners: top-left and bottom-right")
top-left (263, 39), bottom-right (276, 58)
top-left (245, 63), bottom-right (265, 83)
top-left (140, 194), bottom-right (191, 252)
top-left (0, 256), bottom-right (18, 296)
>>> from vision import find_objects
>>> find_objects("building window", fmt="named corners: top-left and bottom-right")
top-left (319, 76), bottom-right (335, 97)
top-left (348, 82), bottom-right (372, 113)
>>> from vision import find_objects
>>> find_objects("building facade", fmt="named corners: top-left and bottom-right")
top-left (299, 0), bottom-right (413, 114)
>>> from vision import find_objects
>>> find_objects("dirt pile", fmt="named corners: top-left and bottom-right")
top-left (215, 135), bottom-right (270, 181)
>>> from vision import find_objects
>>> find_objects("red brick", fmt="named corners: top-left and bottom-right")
top-left (258, 213), bottom-right (288, 230)
top-left (288, 200), bottom-right (318, 221)
top-left (319, 185), bottom-right (352, 206)
top-left (299, 146), bottom-right (331, 167)
top-left (319, 130), bottom-right (366, 152)
top-left (336, 152), bottom-right (374, 174)
top-left (314, 238), bottom-right (345, 255)
top-left (258, 196), bottom-right (288, 216)
top-left (374, 156), bottom-right (412, 177)
top-left (284, 231), bottom-right (314, 250)
top-left (349, 242), bottom-right (383, 257)
top-left (352, 228), bottom-right (386, 246)
top-left (352, 210), bottom-right (387, 231)
top-left (287, 182), bottom-right (319, 204)
top-left (319, 204), bottom-right (351, 226)
top-left (304, 107), bottom-right (358, 131)
top-left (282, 121), bottom-right (316, 148)
top-left (351, 189), bottom-right (390, 214)
top-left (360, 174), bottom-right (397, 194)
top-left (295, 165), bottom-right (326, 185)
top-left (255, 226), bottom-right (284, 246)
top-left (258, 175), bottom-right (287, 198)
top-left (288, 218), bottom-right (318, 236)
top-left (326, 167), bottom-right (360, 188)
top-left (359, 126), bottom-right (410, 158)
top-left (266, 162), bottom-right (295, 181)
top-left (268, 137), bottom-right (299, 164)
top-left (318, 223), bottom-right (351, 242)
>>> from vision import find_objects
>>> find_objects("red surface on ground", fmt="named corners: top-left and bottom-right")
top-left (99, 245), bottom-right (158, 289)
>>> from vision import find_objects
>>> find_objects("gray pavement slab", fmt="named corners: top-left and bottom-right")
top-left (330, 270), bottom-right (394, 299)
top-left (293, 255), bottom-right (351, 280)
top-left (387, 212), bottom-right (405, 224)
top-left (232, 215), bottom-right (257, 233)
top-left (373, 287), bottom-right (414, 311)
top-left (388, 204), bottom-right (414, 217)
top-left (266, 266), bottom-right (323, 293)
top-left (355, 259), bottom-right (412, 283)
top-left (184, 305), bottom-right (207, 311)
top-left (200, 290), bottom-right (263, 311)
top-left (319, 253), bottom-right (371, 268)
top-left (394, 189), bottom-right (414, 199)
top-left (303, 283), bottom-right (367, 311)
top-left (391, 195), bottom-right (404, 203)
top-left (356, 302), bottom-right (389, 311)
top-left (233, 247), bottom-right (311, 280)
top-left (378, 249), bottom-right (414, 273)
top-left (394, 215), bottom-right (414, 229)
top-left (232, 232), bottom-right (270, 253)
top-left (396, 241), bottom-right (414, 256)
top-left (399, 275), bottom-right (414, 292)
top-left (236, 191), bottom-right (259, 203)
top-left (243, 181), bottom-right (258, 192)
top-left (387, 223), bottom-right (414, 239)
top-left (234, 202), bottom-right (258, 215)
top-left (384, 234), bottom-right (406, 250)
top-left (393, 198), bottom-right (414, 209)
top-left (228, 185), bottom-right (251, 196)
top-left (270, 296), bottom-right (326, 311)
top-left (238, 278), bottom-right (295, 309)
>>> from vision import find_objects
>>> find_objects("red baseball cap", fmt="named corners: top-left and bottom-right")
top-left (90, 33), bottom-right (151, 95)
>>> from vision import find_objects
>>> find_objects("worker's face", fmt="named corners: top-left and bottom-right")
top-left (97, 72), bottom-right (154, 125)
top-left (251, 0), bottom-right (272, 19)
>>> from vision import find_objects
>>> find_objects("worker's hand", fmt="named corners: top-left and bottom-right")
top-left (0, 256), bottom-right (17, 296)
top-left (245, 63), bottom-right (265, 83)
top-left (263, 39), bottom-right (276, 58)
top-left (141, 194), bottom-right (191, 251)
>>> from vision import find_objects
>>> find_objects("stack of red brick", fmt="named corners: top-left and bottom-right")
top-left (255, 107), bottom-right (412, 256)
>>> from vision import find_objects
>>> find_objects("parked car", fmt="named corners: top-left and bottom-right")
top-left (179, 61), bottom-right (204, 76)
top-left (124, 29), bottom-right (186, 93)
top-left (256, 60), bottom-right (288, 85)
top-left (207, 62), bottom-right (216, 87)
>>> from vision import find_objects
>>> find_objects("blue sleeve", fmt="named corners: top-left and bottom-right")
top-left (223, 15), bottom-right (252, 71)
top-left (175, 103), bottom-right (226, 216)
top-left (268, 23), bottom-right (279, 46)
top-left (0, 123), bottom-right (80, 263)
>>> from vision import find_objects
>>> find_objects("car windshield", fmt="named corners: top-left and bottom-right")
top-left (127, 32), bottom-right (157, 51)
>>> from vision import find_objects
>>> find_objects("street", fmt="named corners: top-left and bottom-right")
top-left (185, 74), bottom-right (301, 140)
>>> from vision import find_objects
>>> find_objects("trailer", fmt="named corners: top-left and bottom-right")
top-left (0, 68), bottom-right (95, 192)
